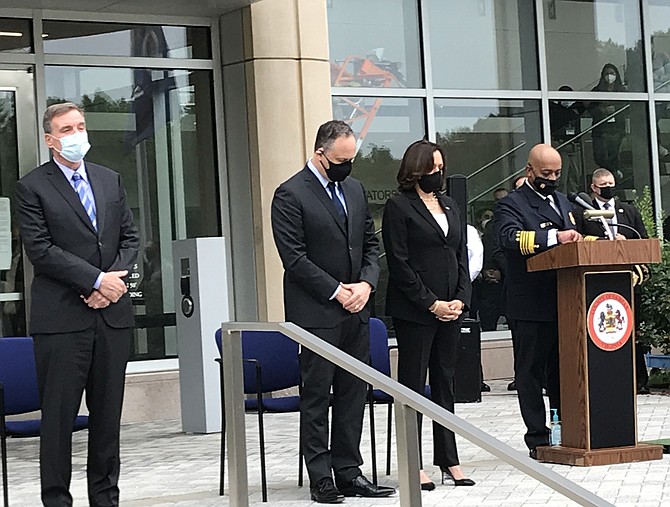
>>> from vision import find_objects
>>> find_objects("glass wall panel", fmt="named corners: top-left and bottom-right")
top-left (434, 99), bottom-right (541, 331)
top-left (0, 18), bottom-right (32, 53)
top-left (327, 0), bottom-right (422, 88)
top-left (543, 0), bottom-right (645, 92)
top-left (550, 100), bottom-right (651, 197)
top-left (427, 0), bottom-right (538, 90)
top-left (650, 0), bottom-right (670, 94)
top-left (43, 22), bottom-right (211, 59)
top-left (658, 102), bottom-right (670, 234)
top-left (45, 66), bottom-right (220, 360)
top-left (333, 96), bottom-right (425, 320)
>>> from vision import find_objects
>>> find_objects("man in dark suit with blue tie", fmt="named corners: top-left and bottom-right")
top-left (16, 102), bottom-right (138, 507)
top-left (494, 144), bottom-right (582, 458)
top-left (271, 120), bottom-right (394, 503)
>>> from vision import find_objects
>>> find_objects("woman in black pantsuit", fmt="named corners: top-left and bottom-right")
top-left (382, 140), bottom-right (474, 489)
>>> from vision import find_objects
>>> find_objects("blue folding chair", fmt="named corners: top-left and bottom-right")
top-left (215, 329), bottom-right (302, 503)
top-left (0, 337), bottom-right (88, 507)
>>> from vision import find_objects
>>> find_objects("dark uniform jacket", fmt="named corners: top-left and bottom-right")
top-left (382, 190), bottom-right (471, 325)
top-left (494, 182), bottom-right (578, 322)
top-left (271, 165), bottom-right (380, 329)
top-left (573, 197), bottom-right (647, 240)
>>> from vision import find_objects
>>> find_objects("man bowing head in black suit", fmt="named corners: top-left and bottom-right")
top-left (16, 102), bottom-right (138, 507)
top-left (271, 120), bottom-right (394, 503)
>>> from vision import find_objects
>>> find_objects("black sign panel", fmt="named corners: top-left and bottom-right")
top-left (585, 271), bottom-right (635, 449)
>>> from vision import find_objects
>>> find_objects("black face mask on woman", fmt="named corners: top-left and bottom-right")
top-left (322, 154), bottom-right (353, 182)
top-left (418, 171), bottom-right (442, 194)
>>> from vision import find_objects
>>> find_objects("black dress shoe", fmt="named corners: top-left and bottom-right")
top-left (440, 467), bottom-right (475, 486)
top-left (310, 477), bottom-right (344, 504)
top-left (481, 382), bottom-right (491, 392)
top-left (637, 385), bottom-right (651, 395)
top-left (507, 380), bottom-right (517, 391)
top-left (337, 475), bottom-right (396, 497)
top-left (529, 448), bottom-right (538, 460)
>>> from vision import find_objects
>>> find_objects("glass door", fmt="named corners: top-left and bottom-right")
top-left (0, 67), bottom-right (38, 337)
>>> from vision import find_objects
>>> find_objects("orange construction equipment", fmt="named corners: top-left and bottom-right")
top-left (331, 55), bottom-right (405, 153)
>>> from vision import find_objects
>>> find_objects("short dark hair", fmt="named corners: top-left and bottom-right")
top-left (314, 120), bottom-right (354, 152)
top-left (396, 140), bottom-right (445, 191)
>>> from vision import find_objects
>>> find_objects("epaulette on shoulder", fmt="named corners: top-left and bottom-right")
top-left (515, 230), bottom-right (537, 255)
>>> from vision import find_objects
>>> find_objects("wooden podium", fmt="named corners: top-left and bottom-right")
top-left (527, 239), bottom-right (664, 466)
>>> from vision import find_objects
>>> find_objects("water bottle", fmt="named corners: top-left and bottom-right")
top-left (550, 408), bottom-right (562, 446)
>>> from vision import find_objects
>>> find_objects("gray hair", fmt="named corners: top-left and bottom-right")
top-left (43, 102), bottom-right (84, 134)
top-left (592, 168), bottom-right (614, 183)
top-left (314, 120), bottom-right (354, 152)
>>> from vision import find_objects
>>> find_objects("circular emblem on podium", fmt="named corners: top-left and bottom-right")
top-left (587, 292), bottom-right (633, 351)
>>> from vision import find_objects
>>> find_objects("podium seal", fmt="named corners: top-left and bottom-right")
top-left (587, 291), bottom-right (633, 351)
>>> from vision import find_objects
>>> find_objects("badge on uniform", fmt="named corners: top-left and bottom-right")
top-left (540, 221), bottom-right (552, 229)
top-left (568, 211), bottom-right (576, 225)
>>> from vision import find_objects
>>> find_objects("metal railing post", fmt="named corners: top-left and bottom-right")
top-left (394, 402), bottom-right (421, 507)
top-left (221, 329), bottom-right (249, 507)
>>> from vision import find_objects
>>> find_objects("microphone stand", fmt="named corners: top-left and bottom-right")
top-left (597, 216), bottom-right (615, 240)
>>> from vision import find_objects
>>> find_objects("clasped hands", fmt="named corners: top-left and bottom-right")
top-left (81, 270), bottom-right (128, 310)
top-left (429, 299), bottom-right (464, 322)
top-left (336, 281), bottom-right (372, 314)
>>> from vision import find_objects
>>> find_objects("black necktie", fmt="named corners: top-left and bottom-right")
top-left (327, 181), bottom-right (347, 224)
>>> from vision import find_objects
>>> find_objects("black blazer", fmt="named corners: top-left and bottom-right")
top-left (16, 160), bottom-right (139, 334)
top-left (382, 190), bottom-right (471, 325)
top-left (271, 166), bottom-right (380, 329)
top-left (574, 197), bottom-right (647, 239)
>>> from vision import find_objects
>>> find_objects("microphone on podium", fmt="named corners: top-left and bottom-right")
top-left (567, 192), bottom-right (615, 240)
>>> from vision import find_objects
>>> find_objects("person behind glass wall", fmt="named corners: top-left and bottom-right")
top-left (476, 188), bottom-right (508, 334)
top-left (495, 144), bottom-right (583, 458)
top-left (550, 85), bottom-right (587, 193)
top-left (572, 168), bottom-right (650, 394)
top-left (15, 102), bottom-right (139, 507)
top-left (271, 120), bottom-right (395, 503)
top-left (382, 140), bottom-right (475, 489)
top-left (503, 175), bottom-right (527, 392)
top-left (589, 64), bottom-right (627, 180)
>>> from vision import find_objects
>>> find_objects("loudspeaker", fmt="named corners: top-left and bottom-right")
top-left (454, 318), bottom-right (482, 403)
top-left (445, 174), bottom-right (468, 227)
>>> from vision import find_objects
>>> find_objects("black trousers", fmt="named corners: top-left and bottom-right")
top-left (511, 319), bottom-right (560, 451)
top-left (34, 315), bottom-right (132, 507)
top-left (301, 316), bottom-right (369, 486)
top-left (393, 317), bottom-right (461, 468)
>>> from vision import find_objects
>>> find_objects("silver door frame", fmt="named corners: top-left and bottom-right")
top-left (0, 66), bottom-right (39, 329)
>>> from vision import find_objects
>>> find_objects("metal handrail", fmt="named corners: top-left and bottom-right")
top-left (219, 321), bottom-right (614, 507)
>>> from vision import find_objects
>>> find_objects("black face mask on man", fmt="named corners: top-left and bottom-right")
top-left (597, 185), bottom-right (616, 200)
top-left (532, 176), bottom-right (559, 197)
top-left (321, 154), bottom-right (352, 182)
top-left (418, 170), bottom-right (443, 194)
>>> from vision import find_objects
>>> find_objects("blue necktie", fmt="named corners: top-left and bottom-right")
top-left (327, 181), bottom-right (347, 224)
top-left (72, 172), bottom-right (97, 231)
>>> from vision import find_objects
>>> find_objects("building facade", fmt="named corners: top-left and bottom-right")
top-left (0, 0), bottom-right (668, 419)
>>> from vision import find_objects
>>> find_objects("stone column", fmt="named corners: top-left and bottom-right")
top-left (221, 0), bottom-right (332, 322)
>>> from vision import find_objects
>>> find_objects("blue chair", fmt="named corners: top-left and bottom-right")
top-left (368, 318), bottom-right (430, 481)
top-left (215, 329), bottom-right (302, 503)
top-left (0, 337), bottom-right (88, 507)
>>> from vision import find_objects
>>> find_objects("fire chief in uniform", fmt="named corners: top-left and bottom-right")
top-left (494, 144), bottom-right (583, 457)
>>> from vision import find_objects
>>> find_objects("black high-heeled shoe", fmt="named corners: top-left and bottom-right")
top-left (420, 480), bottom-right (436, 491)
top-left (440, 466), bottom-right (475, 486)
